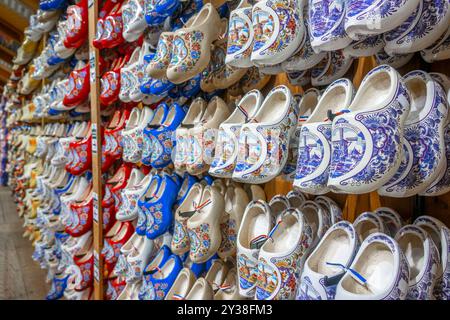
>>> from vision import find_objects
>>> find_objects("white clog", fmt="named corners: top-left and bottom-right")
top-left (233, 85), bottom-right (297, 184)
top-left (308, 0), bottom-right (352, 51)
top-left (250, 0), bottom-right (304, 66)
top-left (335, 232), bottom-right (410, 300)
top-left (345, 0), bottom-right (420, 40)
top-left (256, 208), bottom-right (313, 300)
top-left (395, 224), bottom-right (440, 300)
top-left (294, 78), bottom-right (354, 195)
top-left (384, 0), bottom-right (450, 55)
top-left (225, 0), bottom-right (254, 68)
top-left (237, 200), bottom-right (273, 298)
top-left (296, 221), bottom-right (358, 300)
top-left (379, 70), bottom-right (448, 197)
top-left (353, 211), bottom-right (386, 243)
top-left (209, 90), bottom-right (263, 178)
top-left (328, 65), bottom-right (410, 194)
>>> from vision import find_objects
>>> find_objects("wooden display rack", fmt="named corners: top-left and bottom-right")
top-left (84, 3), bottom-right (450, 299)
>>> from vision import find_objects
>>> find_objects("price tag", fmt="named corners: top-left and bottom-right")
top-left (91, 123), bottom-right (97, 154)
top-left (88, 0), bottom-right (94, 8)
top-left (93, 191), bottom-right (99, 223)
top-left (89, 50), bottom-right (96, 83)
top-left (93, 250), bottom-right (100, 282)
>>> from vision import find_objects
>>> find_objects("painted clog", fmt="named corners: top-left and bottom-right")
top-left (294, 79), bottom-right (354, 195)
top-left (174, 98), bottom-right (207, 173)
top-left (186, 185), bottom-right (224, 263)
top-left (353, 211), bottom-right (386, 243)
top-left (296, 220), bottom-right (358, 300)
top-left (236, 200), bottom-right (273, 298)
top-left (217, 185), bottom-right (250, 260)
top-left (209, 90), bottom-right (263, 178)
top-left (335, 232), bottom-right (410, 300)
top-left (172, 182), bottom-right (203, 255)
top-left (327, 65), bottom-right (410, 194)
top-left (167, 4), bottom-right (221, 84)
top-left (421, 73), bottom-right (450, 197)
top-left (345, 0), bottom-right (420, 40)
top-left (233, 85), bottom-right (297, 184)
top-left (225, 0), bottom-right (254, 68)
top-left (395, 224), bottom-right (440, 300)
top-left (379, 70), bottom-right (448, 197)
top-left (384, 0), bottom-right (450, 55)
top-left (139, 254), bottom-right (182, 300)
top-left (187, 96), bottom-right (230, 175)
top-left (256, 208), bottom-right (312, 300)
top-left (343, 35), bottom-right (385, 58)
top-left (250, 0), bottom-right (303, 66)
top-left (308, 0), bottom-right (352, 51)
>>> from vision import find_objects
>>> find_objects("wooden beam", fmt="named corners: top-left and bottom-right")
top-left (88, 0), bottom-right (104, 300)
top-left (0, 4), bottom-right (29, 32)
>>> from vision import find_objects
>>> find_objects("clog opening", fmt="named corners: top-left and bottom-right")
top-left (144, 248), bottom-right (166, 274)
top-left (355, 220), bottom-right (379, 242)
top-left (299, 91), bottom-right (319, 118)
top-left (308, 85), bottom-right (349, 123)
top-left (162, 106), bottom-right (177, 126)
top-left (238, 205), bottom-right (270, 248)
top-left (397, 232), bottom-right (424, 280)
top-left (288, 195), bottom-right (303, 208)
top-left (112, 223), bottom-right (130, 242)
top-left (205, 261), bottom-right (226, 285)
top-left (183, 99), bottom-right (205, 125)
top-left (187, 279), bottom-right (208, 300)
top-left (419, 224), bottom-right (441, 252)
top-left (341, 242), bottom-right (394, 295)
top-left (308, 229), bottom-right (351, 276)
top-left (126, 108), bottom-right (141, 129)
top-left (253, 90), bottom-right (287, 123)
top-left (262, 213), bottom-right (300, 253)
top-left (404, 77), bottom-right (428, 125)
top-left (153, 258), bottom-right (175, 280)
top-left (300, 205), bottom-right (319, 238)
top-left (354, 71), bottom-right (392, 113)
top-left (192, 4), bottom-right (211, 28)
top-left (143, 177), bottom-right (162, 201)
top-left (269, 197), bottom-right (289, 217)
top-left (170, 270), bottom-right (191, 297)
top-left (188, 187), bottom-right (212, 224)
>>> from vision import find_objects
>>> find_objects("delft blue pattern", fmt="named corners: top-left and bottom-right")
top-left (383, 73), bottom-right (447, 193)
top-left (295, 125), bottom-right (331, 190)
top-left (347, 0), bottom-right (408, 19)
top-left (407, 237), bottom-right (440, 300)
top-left (385, 0), bottom-right (449, 46)
top-left (330, 78), bottom-right (410, 188)
top-left (434, 228), bottom-right (450, 299)
top-left (329, 118), bottom-right (366, 178)
top-left (309, 0), bottom-right (347, 42)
